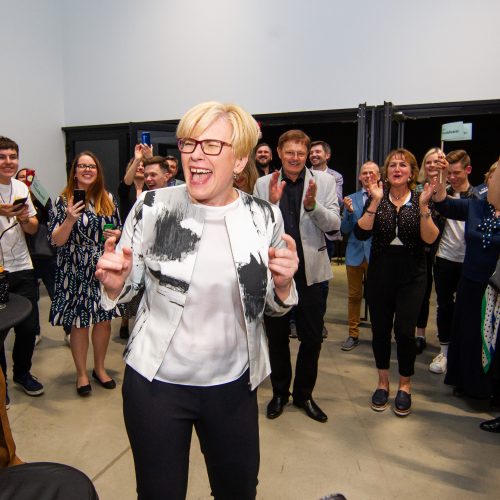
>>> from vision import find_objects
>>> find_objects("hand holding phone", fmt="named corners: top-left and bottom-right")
top-left (67, 190), bottom-right (86, 223)
top-left (73, 189), bottom-right (86, 205)
top-left (141, 132), bottom-right (151, 146)
top-left (13, 197), bottom-right (28, 207)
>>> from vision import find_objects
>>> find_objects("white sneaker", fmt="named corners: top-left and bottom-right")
top-left (34, 334), bottom-right (41, 346)
top-left (429, 353), bottom-right (447, 374)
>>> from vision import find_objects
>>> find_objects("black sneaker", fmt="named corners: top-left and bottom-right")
top-left (371, 388), bottom-right (389, 411)
top-left (341, 336), bottom-right (359, 351)
top-left (393, 390), bottom-right (411, 417)
top-left (13, 373), bottom-right (44, 396)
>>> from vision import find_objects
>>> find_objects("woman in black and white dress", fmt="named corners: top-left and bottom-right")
top-left (49, 151), bottom-right (122, 396)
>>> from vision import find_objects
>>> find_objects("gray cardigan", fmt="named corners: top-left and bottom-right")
top-left (254, 168), bottom-right (341, 286)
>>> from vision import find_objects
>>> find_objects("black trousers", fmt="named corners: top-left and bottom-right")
top-left (264, 281), bottom-right (324, 402)
top-left (416, 250), bottom-right (434, 329)
top-left (122, 366), bottom-right (259, 500)
top-left (367, 249), bottom-right (426, 377)
top-left (444, 277), bottom-right (492, 398)
top-left (433, 256), bottom-right (463, 344)
top-left (32, 255), bottom-right (57, 336)
top-left (0, 270), bottom-right (37, 379)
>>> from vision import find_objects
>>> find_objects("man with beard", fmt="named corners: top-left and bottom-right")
top-left (255, 143), bottom-right (275, 177)
top-left (310, 140), bottom-right (343, 338)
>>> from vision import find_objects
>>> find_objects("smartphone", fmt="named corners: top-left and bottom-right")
top-left (141, 132), bottom-right (151, 146)
top-left (102, 223), bottom-right (115, 242)
top-left (13, 197), bottom-right (28, 207)
top-left (73, 189), bottom-right (86, 205)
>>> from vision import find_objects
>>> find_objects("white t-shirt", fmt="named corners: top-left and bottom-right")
top-left (436, 192), bottom-right (466, 263)
top-left (0, 179), bottom-right (36, 272)
top-left (156, 197), bottom-right (249, 386)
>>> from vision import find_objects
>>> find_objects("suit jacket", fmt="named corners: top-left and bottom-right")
top-left (340, 189), bottom-right (372, 266)
top-left (102, 186), bottom-right (297, 390)
top-left (254, 168), bottom-right (340, 286)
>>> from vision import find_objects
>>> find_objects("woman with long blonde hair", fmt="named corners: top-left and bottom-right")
top-left (49, 151), bottom-right (122, 396)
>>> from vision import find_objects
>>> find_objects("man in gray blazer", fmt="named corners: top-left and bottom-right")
top-left (254, 130), bottom-right (340, 422)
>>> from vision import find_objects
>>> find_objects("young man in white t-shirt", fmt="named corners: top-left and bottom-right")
top-left (430, 149), bottom-right (477, 374)
top-left (0, 136), bottom-right (44, 407)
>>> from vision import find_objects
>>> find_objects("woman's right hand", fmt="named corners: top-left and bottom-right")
top-left (134, 143), bottom-right (153, 161)
top-left (432, 155), bottom-right (449, 202)
top-left (95, 237), bottom-right (133, 300)
top-left (66, 197), bottom-right (85, 223)
top-left (367, 174), bottom-right (383, 202)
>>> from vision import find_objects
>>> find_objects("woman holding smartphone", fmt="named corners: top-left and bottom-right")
top-left (49, 151), bottom-right (122, 396)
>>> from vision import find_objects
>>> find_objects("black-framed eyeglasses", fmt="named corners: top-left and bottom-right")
top-left (77, 164), bottom-right (97, 170)
top-left (177, 138), bottom-right (232, 156)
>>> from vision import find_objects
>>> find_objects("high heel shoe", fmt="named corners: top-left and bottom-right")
top-left (92, 370), bottom-right (116, 389)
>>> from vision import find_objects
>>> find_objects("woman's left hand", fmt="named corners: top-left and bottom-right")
top-left (269, 233), bottom-right (299, 300)
top-left (419, 182), bottom-right (434, 208)
top-left (104, 228), bottom-right (121, 241)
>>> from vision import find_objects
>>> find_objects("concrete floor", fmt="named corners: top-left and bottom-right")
top-left (4, 264), bottom-right (500, 500)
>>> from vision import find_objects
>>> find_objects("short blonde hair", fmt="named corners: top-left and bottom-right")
top-left (177, 101), bottom-right (260, 160)
top-left (417, 147), bottom-right (443, 184)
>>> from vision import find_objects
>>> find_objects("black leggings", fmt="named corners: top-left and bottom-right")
top-left (367, 249), bottom-right (427, 377)
top-left (123, 366), bottom-right (259, 500)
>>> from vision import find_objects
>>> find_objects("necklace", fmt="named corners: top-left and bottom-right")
top-left (389, 189), bottom-right (409, 202)
top-left (0, 182), bottom-right (13, 222)
top-left (0, 181), bottom-right (12, 204)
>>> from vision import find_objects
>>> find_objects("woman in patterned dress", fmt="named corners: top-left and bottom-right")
top-left (49, 151), bottom-right (122, 396)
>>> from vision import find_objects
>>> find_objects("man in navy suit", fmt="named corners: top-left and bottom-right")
top-left (340, 161), bottom-right (380, 351)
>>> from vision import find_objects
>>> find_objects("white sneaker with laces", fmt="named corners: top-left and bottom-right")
top-left (429, 353), bottom-right (447, 374)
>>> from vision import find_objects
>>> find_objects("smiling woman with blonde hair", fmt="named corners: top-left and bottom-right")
top-left (96, 101), bottom-right (299, 499)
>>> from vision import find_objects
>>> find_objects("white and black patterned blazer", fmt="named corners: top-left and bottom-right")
top-left (102, 186), bottom-right (297, 389)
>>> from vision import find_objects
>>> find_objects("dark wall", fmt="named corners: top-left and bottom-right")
top-left (260, 121), bottom-right (359, 196)
top-left (402, 113), bottom-right (500, 187)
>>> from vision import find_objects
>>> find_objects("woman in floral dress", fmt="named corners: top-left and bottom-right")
top-left (49, 151), bottom-right (122, 396)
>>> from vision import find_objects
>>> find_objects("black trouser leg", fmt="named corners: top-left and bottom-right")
top-left (196, 373), bottom-right (259, 500)
top-left (393, 271), bottom-right (426, 377)
top-left (264, 312), bottom-right (292, 397)
top-left (293, 282), bottom-right (324, 402)
top-left (0, 270), bottom-right (38, 379)
top-left (434, 257), bottom-right (462, 344)
top-left (416, 252), bottom-right (433, 329)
